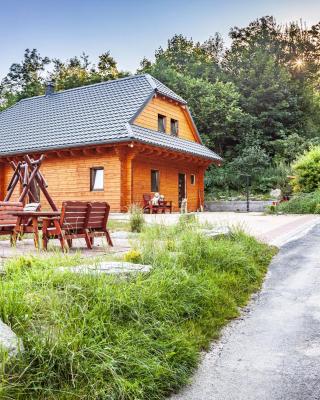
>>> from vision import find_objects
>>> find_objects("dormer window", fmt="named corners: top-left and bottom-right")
top-left (158, 114), bottom-right (166, 133)
top-left (170, 119), bottom-right (179, 136)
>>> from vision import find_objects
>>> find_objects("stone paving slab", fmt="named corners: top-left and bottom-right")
top-left (0, 320), bottom-right (23, 357)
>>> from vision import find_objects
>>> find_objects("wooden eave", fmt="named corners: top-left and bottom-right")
top-left (0, 140), bottom-right (217, 167)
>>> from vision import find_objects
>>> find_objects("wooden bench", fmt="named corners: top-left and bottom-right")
top-left (42, 201), bottom-right (113, 250)
top-left (142, 194), bottom-right (173, 214)
top-left (0, 202), bottom-right (24, 242)
top-left (0, 202), bottom-right (41, 244)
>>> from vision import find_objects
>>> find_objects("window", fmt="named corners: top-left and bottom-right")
top-left (170, 119), bottom-right (179, 136)
top-left (90, 167), bottom-right (104, 191)
top-left (190, 174), bottom-right (196, 185)
top-left (158, 114), bottom-right (166, 133)
top-left (151, 169), bottom-right (160, 192)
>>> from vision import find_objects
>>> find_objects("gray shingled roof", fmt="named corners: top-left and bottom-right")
top-left (0, 74), bottom-right (220, 161)
top-left (128, 124), bottom-right (221, 160)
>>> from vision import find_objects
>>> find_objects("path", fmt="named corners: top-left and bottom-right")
top-left (171, 224), bottom-right (320, 400)
top-left (113, 212), bottom-right (320, 247)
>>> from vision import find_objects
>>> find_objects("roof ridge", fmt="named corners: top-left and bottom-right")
top-left (144, 74), bottom-right (157, 90)
top-left (17, 74), bottom-right (151, 104)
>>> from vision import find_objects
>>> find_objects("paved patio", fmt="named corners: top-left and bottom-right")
top-left (111, 212), bottom-right (320, 247)
top-left (0, 212), bottom-right (318, 262)
top-left (0, 231), bottom-right (131, 263)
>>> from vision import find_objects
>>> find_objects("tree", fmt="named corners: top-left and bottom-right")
top-left (0, 50), bottom-right (129, 110)
top-left (0, 48), bottom-right (50, 109)
top-left (51, 52), bottom-right (129, 91)
top-left (139, 34), bottom-right (223, 81)
top-left (224, 16), bottom-right (320, 160)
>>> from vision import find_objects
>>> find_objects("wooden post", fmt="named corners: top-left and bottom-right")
top-left (115, 147), bottom-right (138, 212)
top-left (24, 155), bottom-right (58, 211)
top-left (0, 163), bottom-right (5, 201)
top-left (197, 166), bottom-right (207, 211)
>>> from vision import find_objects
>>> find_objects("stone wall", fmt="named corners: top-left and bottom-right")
top-left (205, 200), bottom-right (273, 212)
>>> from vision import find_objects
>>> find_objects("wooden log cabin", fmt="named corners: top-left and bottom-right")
top-left (0, 75), bottom-right (221, 212)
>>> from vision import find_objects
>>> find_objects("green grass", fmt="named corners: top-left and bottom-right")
top-left (0, 221), bottom-right (276, 399)
top-left (275, 190), bottom-right (320, 214)
top-left (107, 219), bottom-right (130, 232)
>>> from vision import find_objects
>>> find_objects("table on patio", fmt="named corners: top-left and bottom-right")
top-left (12, 211), bottom-right (61, 249)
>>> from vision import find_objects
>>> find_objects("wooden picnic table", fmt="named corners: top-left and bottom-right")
top-left (11, 211), bottom-right (61, 249)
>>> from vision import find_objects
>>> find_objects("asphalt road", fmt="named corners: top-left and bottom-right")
top-left (171, 224), bottom-right (320, 400)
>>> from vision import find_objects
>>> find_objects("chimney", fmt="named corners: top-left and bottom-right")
top-left (45, 81), bottom-right (55, 96)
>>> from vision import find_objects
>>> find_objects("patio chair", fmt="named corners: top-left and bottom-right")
top-left (42, 201), bottom-right (92, 250)
top-left (87, 201), bottom-right (113, 247)
top-left (142, 193), bottom-right (153, 213)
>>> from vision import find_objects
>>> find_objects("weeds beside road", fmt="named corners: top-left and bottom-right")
top-left (0, 221), bottom-right (276, 399)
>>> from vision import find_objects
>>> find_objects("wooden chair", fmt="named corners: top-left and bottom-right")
top-left (42, 201), bottom-right (92, 250)
top-left (87, 201), bottom-right (113, 247)
top-left (143, 194), bottom-right (153, 213)
top-left (0, 202), bottom-right (23, 243)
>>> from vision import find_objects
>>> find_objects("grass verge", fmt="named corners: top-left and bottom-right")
top-left (273, 190), bottom-right (320, 214)
top-left (0, 222), bottom-right (276, 399)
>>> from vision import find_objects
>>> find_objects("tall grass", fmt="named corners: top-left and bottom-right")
top-left (276, 190), bottom-right (320, 214)
top-left (0, 222), bottom-right (276, 399)
top-left (128, 204), bottom-right (145, 233)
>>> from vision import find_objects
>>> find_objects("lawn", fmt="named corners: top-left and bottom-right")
top-left (0, 220), bottom-right (276, 399)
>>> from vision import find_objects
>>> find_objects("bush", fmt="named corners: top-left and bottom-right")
top-left (0, 223), bottom-right (276, 399)
top-left (129, 204), bottom-right (145, 232)
top-left (124, 249), bottom-right (142, 263)
top-left (291, 146), bottom-right (320, 193)
top-left (205, 161), bottom-right (291, 197)
top-left (276, 190), bottom-right (320, 214)
top-left (252, 162), bottom-right (291, 195)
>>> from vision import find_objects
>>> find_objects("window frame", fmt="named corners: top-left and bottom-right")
top-left (158, 114), bottom-right (166, 133)
top-left (170, 118), bottom-right (179, 136)
top-left (90, 167), bottom-right (104, 192)
top-left (190, 174), bottom-right (196, 185)
top-left (151, 169), bottom-right (160, 192)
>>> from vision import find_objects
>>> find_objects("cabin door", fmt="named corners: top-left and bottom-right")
top-left (178, 173), bottom-right (186, 208)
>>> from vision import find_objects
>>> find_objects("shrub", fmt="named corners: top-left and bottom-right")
top-left (276, 190), bottom-right (320, 214)
top-left (129, 204), bottom-right (145, 232)
top-left (124, 249), bottom-right (142, 263)
top-left (205, 161), bottom-right (291, 197)
top-left (253, 162), bottom-right (291, 195)
top-left (291, 146), bottom-right (320, 193)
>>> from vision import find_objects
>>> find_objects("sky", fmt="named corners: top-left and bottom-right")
top-left (0, 0), bottom-right (320, 79)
